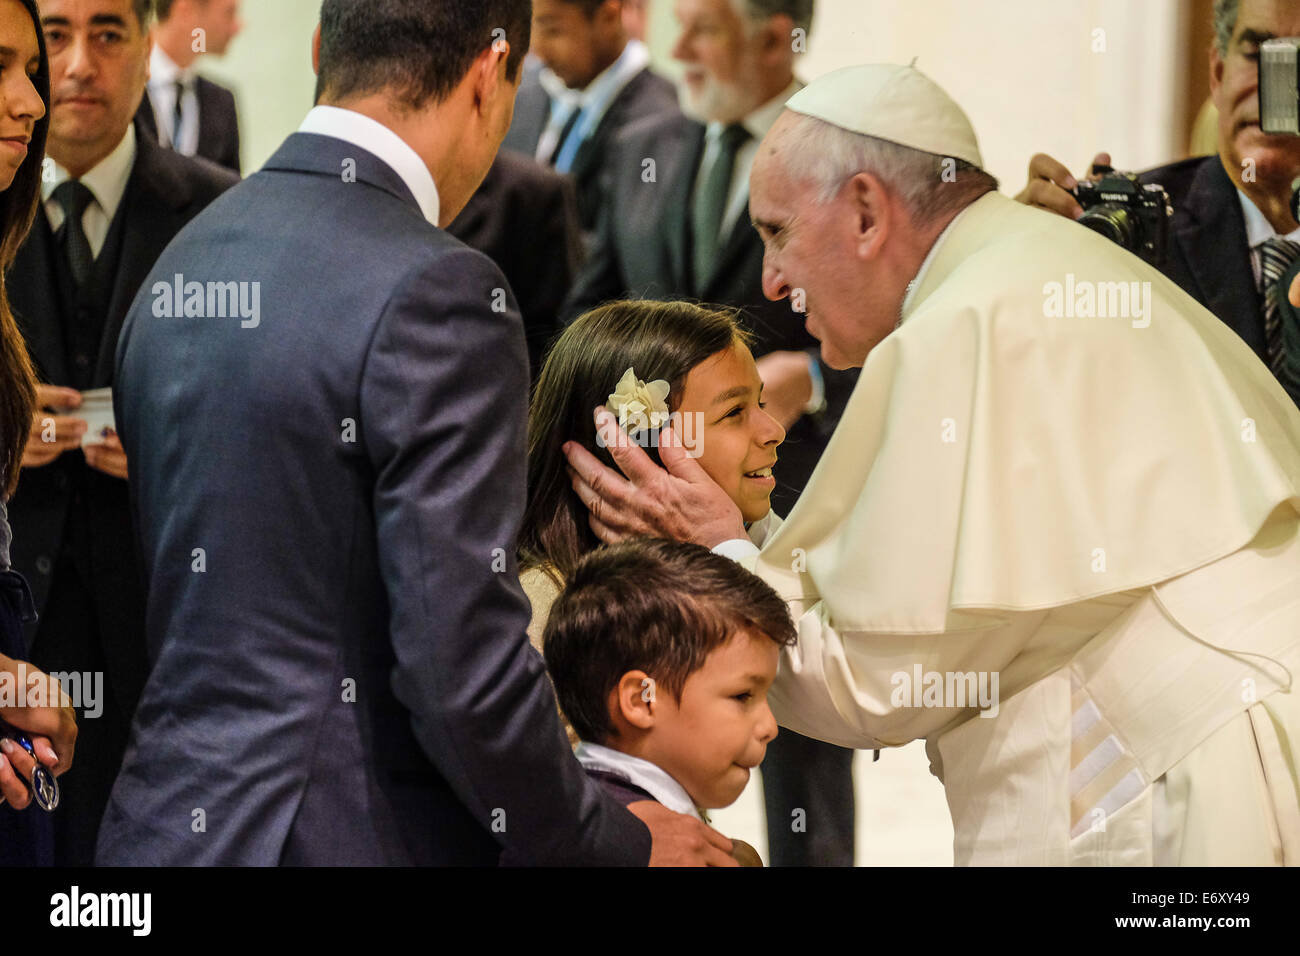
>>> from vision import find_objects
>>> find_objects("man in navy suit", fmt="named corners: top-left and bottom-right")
top-left (135, 0), bottom-right (242, 173)
top-left (1017, 0), bottom-right (1300, 405)
top-left (97, 0), bottom-right (734, 866)
top-left (501, 0), bottom-right (679, 234)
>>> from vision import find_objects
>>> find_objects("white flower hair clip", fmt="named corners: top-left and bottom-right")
top-left (607, 367), bottom-right (670, 436)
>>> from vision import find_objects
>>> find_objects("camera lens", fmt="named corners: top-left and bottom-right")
top-left (1079, 204), bottom-right (1136, 250)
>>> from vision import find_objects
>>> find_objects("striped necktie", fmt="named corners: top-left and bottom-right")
top-left (1261, 237), bottom-right (1300, 374)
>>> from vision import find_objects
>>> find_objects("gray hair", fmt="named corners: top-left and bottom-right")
top-left (732, 0), bottom-right (815, 35)
top-left (1214, 0), bottom-right (1239, 57)
top-left (778, 112), bottom-right (999, 225)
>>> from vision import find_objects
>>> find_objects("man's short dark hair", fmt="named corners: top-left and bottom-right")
top-left (317, 0), bottom-right (532, 111)
top-left (543, 538), bottom-right (797, 744)
top-left (131, 0), bottom-right (155, 28)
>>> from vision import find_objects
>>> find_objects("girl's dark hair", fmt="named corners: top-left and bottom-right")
top-left (520, 300), bottom-right (749, 582)
top-left (0, 0), bottom-right (49, 498)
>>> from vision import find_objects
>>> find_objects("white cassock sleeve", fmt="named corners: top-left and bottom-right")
top-left (714, 538), bottom-right (1038, 750)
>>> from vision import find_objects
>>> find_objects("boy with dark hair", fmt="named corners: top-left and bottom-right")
top-left (544, 538), bottom-right (796, 863)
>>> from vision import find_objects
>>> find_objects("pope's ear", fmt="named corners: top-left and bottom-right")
top-left (849, 171), bottom-right (888, 259)
top-left (613, 670), bottom-right (657, 731)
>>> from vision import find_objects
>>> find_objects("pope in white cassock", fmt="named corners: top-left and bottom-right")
top-left (564, 64), bottom-right (1300, 866)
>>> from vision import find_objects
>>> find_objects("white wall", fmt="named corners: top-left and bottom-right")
top-left (189, 0), bottom-right (322, 173)
top-left (197, 0), bottom-right (1186, 185)
top-left (648, 0), bottom-right (1186, 189)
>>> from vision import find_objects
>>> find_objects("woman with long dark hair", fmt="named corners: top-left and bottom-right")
top-left (0, 0), bottom-right (78, 864)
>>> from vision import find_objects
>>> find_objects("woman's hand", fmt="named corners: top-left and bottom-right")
top-left (0, 654), bottom-right (77, 808)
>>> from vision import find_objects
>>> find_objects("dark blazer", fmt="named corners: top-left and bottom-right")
top-left (136, 76), bottom-right (241, 175)
top-left (502, 63), bottom-right (680, 233)
top-left (447, 150), bottom-right (584, 379)
top-left (564, 111), bottom-right (859, 517)
top-left (97, 133), bottom-right (652, 866)
top-left (1139, 155), bottom-right (1266, 359)
top-left (6, 129), bottom-right (237, 682)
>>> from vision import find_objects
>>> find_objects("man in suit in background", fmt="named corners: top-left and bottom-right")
top-left (1017, 0), bottom-right (1300, 406)
top-left (135, 0), bottom-right (241, 173)
top-left (448, 151), bottom-right (584, 380)
top-left (565, 0), bottom-right (861, 867)
top-left (5, 0), bottom-right (236, 865)
top-left (98, 0), bottom-right (733, 866)
top-left (502, 0), bottom-right (679, 234)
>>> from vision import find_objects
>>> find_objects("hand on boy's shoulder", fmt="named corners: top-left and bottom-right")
top-left (627, 800), bottom-right (739, 866)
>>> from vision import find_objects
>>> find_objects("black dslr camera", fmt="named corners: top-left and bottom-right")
top-left (1070, 167), bottom-right (1172, 267)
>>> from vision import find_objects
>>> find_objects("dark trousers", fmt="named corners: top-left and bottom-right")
top-left (30, 557), bottom-right (133, 867)
top-left (761, 730), bottom-right (856, 866)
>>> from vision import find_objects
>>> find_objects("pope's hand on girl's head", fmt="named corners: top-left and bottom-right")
top-left (562, 407), bottom-right (746, 548)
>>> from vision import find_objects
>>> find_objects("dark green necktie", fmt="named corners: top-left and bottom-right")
top-left (691, 123), bottom-right (750, 295)
top-left (52, 180), bottom-right (95, 287)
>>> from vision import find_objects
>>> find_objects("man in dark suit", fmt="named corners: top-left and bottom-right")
top-left (5, 0), bottom-right (236, 866)
top-left (135, 0), bottom-right (242, 173)
top-left (448, 150), bottom-right (584, 380)
top-left (564, 0), bottom-right (861, 868)
top-left (97, 0), bottom-right (733, 866)
top-left (1017, 0), bottom-right (1300, 402)
top-left (502, 0), bottom-right (679, 233)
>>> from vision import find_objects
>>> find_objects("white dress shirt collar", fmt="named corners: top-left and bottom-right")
top-left (575, 742), bottom-right (704, 821)
top-left (42, 122), bottom-right (137, 249)
top-left (298, 105), bottom-right (440, 226)
top-left (1238, 188), bottom-right (1300, 249)
top-left (149, 43), bottom-right (192, 86)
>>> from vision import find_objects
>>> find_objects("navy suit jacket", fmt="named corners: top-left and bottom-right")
top-left (96, 133), bottom-right (651, 865)
top-left (137, 77), bottom-right (241, 175)
top-left (1139, 155), bottom-right (1266, 359)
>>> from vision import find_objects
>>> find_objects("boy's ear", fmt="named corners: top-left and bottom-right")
top-left (612, 670), bottom-right (657, 731)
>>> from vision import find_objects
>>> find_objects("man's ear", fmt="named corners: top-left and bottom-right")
top-left (849, 171), bottom-right (889, 260)
top-left (759, 14), bottom-right (795, 61)
top-left (1208, 41), bottom-right (1226, 104)
top-left (613, 670), bottom-right (657, 731)
top-left (471, 42), bottom-right (510, 117)
top-left (312, 23), bottom-right (322, 75)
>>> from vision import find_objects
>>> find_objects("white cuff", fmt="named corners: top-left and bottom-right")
top-left (803, 352), bottom-right (827, 415)
top-left (712, 538), bottom-right (761, 562)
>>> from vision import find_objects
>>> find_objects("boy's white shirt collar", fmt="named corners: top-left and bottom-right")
top-left (575, 742), bottom-right (704, 821)
top-left (298, 105), bottom-right (441, 226)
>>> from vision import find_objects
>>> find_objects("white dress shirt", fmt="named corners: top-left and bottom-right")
top-left (575, 741), bottom-right (704, 821)
top-left (297, 105), bottom-right (441, 226)
top-left (1238, 188), bottom-right (1300, 289)
top-left (148, 44), bottom-right (200, 156)
top-left (694, 79), bottom-right (802, 244)
top-left (42, 123), bottom-right (137, 259)
top-left (534, 38), bottom-right (652, 171)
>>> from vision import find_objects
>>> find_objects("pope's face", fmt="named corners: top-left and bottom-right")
top-left (1210, 0), bottom-right (1300, 199)
top-left (751, 130), bottom-right (886, 370)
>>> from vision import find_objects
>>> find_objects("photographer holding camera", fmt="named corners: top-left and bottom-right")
top-left (1017, 0), bottom-right (1300, 406)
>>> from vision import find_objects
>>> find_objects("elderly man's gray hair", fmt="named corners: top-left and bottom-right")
top-left (734, 0), bottom-right (814, 35)
top-left (1214, 0), bottom-right (1239, 57)
top-left (778, 113), bottom-right (999, 225)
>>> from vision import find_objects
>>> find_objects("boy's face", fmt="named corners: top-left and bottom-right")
top-left (644, 628), bottom-right (780, 809)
